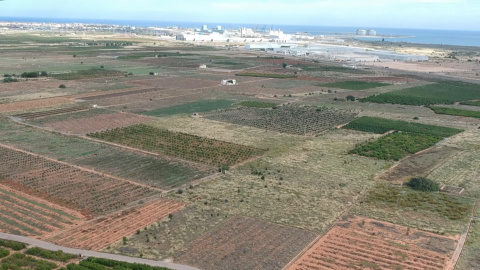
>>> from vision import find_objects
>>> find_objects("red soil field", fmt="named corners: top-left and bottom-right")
top-left (0, 144), bottom-right (159, 216)
top-left (47, 198), bottom-right (184, 250)
top-left (287, 215), bottom-right (456, 270)
top-left (174, 216), bottom-right (317, 270)
top-left (43, 112), bottom-right (152, 134)
top-left (0, 183), bottom-right (85, 238)
top-left (0, 97), bottom-right (74, 113)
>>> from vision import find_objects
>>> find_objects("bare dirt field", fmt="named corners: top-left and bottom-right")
top-left (287, 215), bottom-right (457, 270)
top-left (174, 216), bottom-right (317, 270)
top-left (42, 112), bottom-right (152, 134)
top-left (0, 97), bottom-right (74, 113)
top-left (47, 198), bottom-right (184, 250)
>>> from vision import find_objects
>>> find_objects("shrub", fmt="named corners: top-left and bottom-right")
top-left (25, 247), bottom-right (78, 262)
top-left (3, 77), bottom-right (18, 83)
top-left (0, 247), bottom-right (9, 258)
top-left (405, 177), bottom-right (440, 192)
top-left (59, 84), bottom-right (66, 89)
top-left (346, 95), bottom-right (356, 101)
top-left (21, 71), bottom-right (39, 78)
top-left (0, 240), bottom-right (26, 250)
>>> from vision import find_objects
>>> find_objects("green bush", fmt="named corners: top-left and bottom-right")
top-left (3, 77), bottom-right (18, 83)
top-left (21, 72), bottom-right (39, 78)
top-left (346, 95), bottom-right (356, 101)
top-left (25, 247), bottom-right (78, 262)
top-left (59, 84), bottom-right (66, 89)
top-left (0, 247), bottom-right (9, 258)
top-left (0, 240), bottom-right (26, 251)
top-left (406, 177), bottom-right (440, 192)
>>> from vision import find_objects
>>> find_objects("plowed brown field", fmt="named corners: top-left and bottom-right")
top-left (0, 97), bottom-right (74, 113)
top-left (43, 112), bottom-right (152, 134)
top-left (287, 216), bottom-right (456, 270)
top-left (47, 198), bottom-right (184, 250)
top-left (174, 216), bottom-right (317, 270)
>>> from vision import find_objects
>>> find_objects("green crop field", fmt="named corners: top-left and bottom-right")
top-left (343, 116), bottom-right (463, 137)
top-left (88, 124), bottom-right (265, 167)
top-left (349, 132), bottom-right (441, 160)
top-left (143, 99), bottom-right (234, 117)
top-left (237, 101), bottom-right (277, 108)
top-left (51, 69), bottom-right (125, 80)
top-left (322, 81), bottom-right (390, 90)
top-left (360, 81), bottom-right (480, 106)
top-left (460, 100), bottom-right (480, 106)
top-left (430, 106), bottom-right (480, 119)
top-left (235, 73), bottom-right (297, 79)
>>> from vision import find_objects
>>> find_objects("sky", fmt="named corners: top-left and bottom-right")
top-left (0, 0), bottom-right (479, 31)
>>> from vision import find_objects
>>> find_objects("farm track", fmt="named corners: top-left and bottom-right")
top-left (0, 143), bottom-right (162, 215)
top-left (47, 198), bottom-right (185, 250)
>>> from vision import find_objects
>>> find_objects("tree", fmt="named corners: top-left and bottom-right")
top-left (282, 62), bottom-right (287, 69)
top-left (405, 177), bottom-right (440, 192)
top-left (59, 84), bottom-right (66, 89)
top-left (346, 95), bottom-right (356, 101)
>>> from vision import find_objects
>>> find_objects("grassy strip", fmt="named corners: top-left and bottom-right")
top-left (238, 101), bottom-right (276, 108)
top-left (0, 188), bottom-right (77, 220)
top-left (460, 100), bottom-right (480, 106)
top-left (343, 116), bottom-right (463, 137)
top-left (0, 240), bottom-right (26, 251)
top-left (117, 52), bottom-right (199, 60)
top-left (143, 100), bottom-right (234, 117)
top-left (1, 253), bottom-right (57, 270)
top-left (51, 69), bottom-right (125, 80)
top-left (360, 81), bottom-right (480, 106)
top-left (25, 247), bottom-right (78, 262)
top-left (322, 81), bottom-right (390, 90)
top-left (349, 132), bottom-right (440, 161)
top-left (83, 257), bottom-right (171, 270)
top-left (296, 64), bottom-right (366, 73)
top-left (235, 73), bottom-right (297, 79)
top-left (430, 106), bottom-right (480, 119)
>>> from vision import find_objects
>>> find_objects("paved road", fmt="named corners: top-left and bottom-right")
top-left (0, 233), bottom-right (199, 270)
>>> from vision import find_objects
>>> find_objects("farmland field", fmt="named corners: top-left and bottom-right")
top-left (47, 198), bottom-right (184, 250)
top-left (349, 132), bottom-right (441, 160)
top-left (342, 116), bottom-right (463, 137)
top-left (321, 80), bottom-right (390, 90)
top-left (205, 105), bottom-right (357, 135)
top-left (174, 216), bottom-right (317, 270)
top-left (39, 112), bottom-right (152, 134)
top-left (360, 81), bottom-right (480, 106)
top-left (351, 184), bottom-right (473, 235)
top-left (88, 124), bottom-right (265, 167)
top-left (0, 144), bottom-right (158, 215)
top-left (287, 215), bottom-right (456, 270)
top-left (237, 100), bottom-right (277, 108)
top-left (430, 106), bottom-right (480, 119)
top-left (142, 99), bottom-right (234, 117)
top-left (460, 100), bottom-right (480, 106)
top-left (0, 183), bottom-right (84, 237)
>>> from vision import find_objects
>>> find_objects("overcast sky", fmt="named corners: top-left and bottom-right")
top-left (0, 0), bottom-right (478, 31)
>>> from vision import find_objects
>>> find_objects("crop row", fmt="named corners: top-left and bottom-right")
top-left (321, 80), bottom-right (390, 90)
top-left (0, 145), bottom-right (157, 215)
top-left (343, 116), bottom-right (463, 137)
top-left (235, 72), bottom-right (297, 79)
top-left (87, 124), bottom-right (265, 167)
top-left (360, 81), bottom-right (480, 106)
top-left (205, 105), bottom-right (357, 135)
top-left (237, 101), bottom-right (277, 108)
top-left (13, 106), bottom-right (89, 121)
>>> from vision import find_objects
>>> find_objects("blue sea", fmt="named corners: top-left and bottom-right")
top-left (2, 17), bottom-right (479, 47)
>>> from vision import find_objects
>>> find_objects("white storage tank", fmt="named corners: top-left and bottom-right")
top-left (367, 29), bottom-right (377, 36)
top-left (356, 29), bottom-right (366, 36)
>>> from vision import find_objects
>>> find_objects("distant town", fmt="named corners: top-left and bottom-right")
top-left (0, 21), bottom-right (427, 63)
